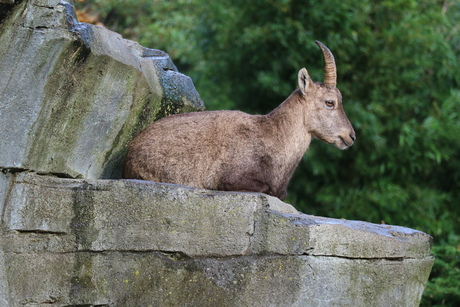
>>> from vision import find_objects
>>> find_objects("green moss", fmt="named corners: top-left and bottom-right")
top-left (70, 253), bottom-right (96, 302)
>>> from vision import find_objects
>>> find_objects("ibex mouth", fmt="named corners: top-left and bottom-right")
top-left (338, 136), bottom-right (354, 149)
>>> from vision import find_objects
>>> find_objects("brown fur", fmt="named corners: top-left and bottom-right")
top-left (123, 65), bottom-right (356, 200)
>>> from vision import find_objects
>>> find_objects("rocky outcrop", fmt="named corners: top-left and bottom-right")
top-left (0, 0), bottom-right (204, 179)
top-left (0, 1), bottom-right (433, 306)
top-left (1, 172), bottom-right (433, 306)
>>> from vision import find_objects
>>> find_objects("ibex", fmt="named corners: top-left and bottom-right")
top-left (123, 41), bottom-right (355, 200)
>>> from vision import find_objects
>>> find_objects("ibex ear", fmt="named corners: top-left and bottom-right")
top-left (298, 68), bottom-right (314, 95)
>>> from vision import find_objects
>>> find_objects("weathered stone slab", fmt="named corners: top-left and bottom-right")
top-left (252, 210), bottom-right (433, 259)
top-left (3, 173), bottom-right (261, 256)
top-left (0, 173), bottom-right (434, 306)
top-left (0, 0), bottom-right (204, 179)
top-left (2, 173), bottom-right (433, 259)
top-left (1, 242), bottom-right (433, 307)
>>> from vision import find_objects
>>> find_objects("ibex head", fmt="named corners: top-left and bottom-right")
top-left (298, 41), bottom-right (356, 150)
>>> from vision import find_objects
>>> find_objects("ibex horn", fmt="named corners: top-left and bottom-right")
top-left (315, 40), bottom-right (337, 88)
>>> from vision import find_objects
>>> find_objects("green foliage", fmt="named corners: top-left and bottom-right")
top-left (422, 235), bottom-right (460, 307)
top-left (76, 0), bottom-right (460, 305)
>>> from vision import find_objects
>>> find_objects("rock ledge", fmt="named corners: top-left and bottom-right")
top-left (0, 172), bottom-right (434, 306)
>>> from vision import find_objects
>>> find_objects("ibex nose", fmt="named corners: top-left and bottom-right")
top-left (350, 132), bottom-right (356, 142)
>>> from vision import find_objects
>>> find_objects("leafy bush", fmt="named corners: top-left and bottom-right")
top-left (422, 236), bottom-right (460, 306)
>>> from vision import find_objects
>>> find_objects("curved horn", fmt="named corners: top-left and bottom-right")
top-left (315, 40), bottom-right (337, 88)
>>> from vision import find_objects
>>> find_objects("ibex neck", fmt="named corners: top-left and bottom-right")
top-left (267, 90), bottom-right (306, 132)
top-left (265, 89), bottom-right (312, 153)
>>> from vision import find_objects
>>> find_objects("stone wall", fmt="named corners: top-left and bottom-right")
top-left (0, 1), bottom-right (434, 306)
top-left (1, 173), bottom-right (434, 306)
top-left (0, 0), bottom-right (203, 179)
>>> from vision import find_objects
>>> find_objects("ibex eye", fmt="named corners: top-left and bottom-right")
top-left (325, 100), bottom-right (335, 108)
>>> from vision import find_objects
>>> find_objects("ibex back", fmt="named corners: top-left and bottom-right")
top-left (123, 41), bottom-right (356, 200)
